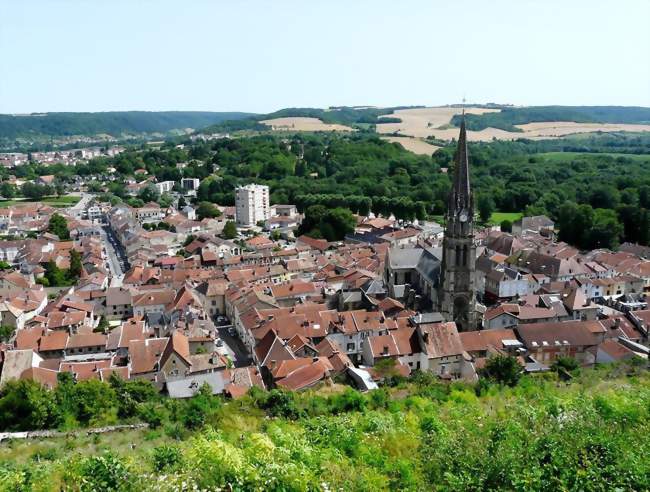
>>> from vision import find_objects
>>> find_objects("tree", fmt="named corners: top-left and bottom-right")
top-left (222, 221), bottom-right (237, 239)
top-left (551, 356), bottom-right (579, 374)
top-left (319, 207), bottom-right (356, 241)
top-left (177, 196), bottom-right (187, 208)
top-left (44, 260), bottom-right (69, 287)
top-left (0, 380), bottom-right (58, 430)
top-left (158, 192), bottom-right (173, 208)
top-left (0, 182), bottom-right (16, 199)
top-left (477, 194), bottom-right (495, 223)
top-left (196, 201), bottom-right (221, 220)
top-left (21, 182), bottom-right (52, 200)
top-left (500, 219), bottom-right (512, 233)
top-left (138, 184), bottom-right (160, 204)
top-left (47, 213), bottom-right (70, 240)
top-left (0, 324), bottom-right (14, 342)
top-left (480, 355), bottom-right (522, 387)
top-left (69, 248), bottom-right (82, 280)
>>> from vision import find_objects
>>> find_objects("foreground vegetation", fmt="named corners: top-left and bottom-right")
top-left (1, 362), bottom-right (649, 491)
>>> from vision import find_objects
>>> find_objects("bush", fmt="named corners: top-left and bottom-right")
top-left (152, 444), bottom-right (183, 472)
top-left (552, 356), bottom-right (579, 374)
top-left (75, 452), bottom-right (132, 492)
top-left (480, 355), bottom-right (523, 387)
top-left (259, 389), bottom-right (301, 419)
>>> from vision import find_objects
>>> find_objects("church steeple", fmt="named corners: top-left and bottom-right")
top-left (437, 111), bottom-right (479, 331)
top-left (448, 116), bottom-right (472, 216)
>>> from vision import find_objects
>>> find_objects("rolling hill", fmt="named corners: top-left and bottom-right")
top-left (0, 111), bottom-right (256, 140)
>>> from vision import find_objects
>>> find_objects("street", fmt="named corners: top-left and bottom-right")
top-left (100, 225), bottom-right (129, 284)
top-left (217, 326), bottom-right (253, 367)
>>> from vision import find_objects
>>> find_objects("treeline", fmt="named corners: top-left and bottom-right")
top-left (295, 194), bottom-right (427, 221)
top-left (452, 105), bottom-right (650, 132)
top-left (0, 111), bottom-right (254, 141)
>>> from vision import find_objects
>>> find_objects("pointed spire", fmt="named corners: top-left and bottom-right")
top-left (448, 113), bottom-right (471, 214)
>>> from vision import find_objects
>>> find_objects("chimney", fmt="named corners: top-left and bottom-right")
top-left (614, 318), bottom-right (621, 329)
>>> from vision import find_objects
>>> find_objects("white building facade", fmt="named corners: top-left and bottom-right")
top-left (235, 184), bottom-right (270, 227)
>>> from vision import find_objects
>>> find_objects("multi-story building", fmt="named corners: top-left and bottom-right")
top-left (235, 184), bottom-right (270, 227)
top-left (181, 178), bottom-right (200, 191)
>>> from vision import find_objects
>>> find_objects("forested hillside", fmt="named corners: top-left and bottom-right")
top-left (1, 364), bottom-right (648, 491)
top-left (452, 106), bottom-right (650, 132)
top-left (200, 106), bottom-right (423, 133)
top-left (0, 111), bottom-right (255, 140)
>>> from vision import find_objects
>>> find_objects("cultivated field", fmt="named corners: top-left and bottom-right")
top-left (377, 107), bottom-right (650, 141)
top-left (261, 117), bottom-right (354, 132)
top-left (381, 136), bottom-right (440, 155)
top-left (376, 107), bottom-right (500, 139)
top-left (516, 121), bottom-right (650, 138)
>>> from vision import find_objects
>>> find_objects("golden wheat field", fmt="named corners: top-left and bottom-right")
top-left (376, 107), bottom-right (650, 141)
top-left (381, 136), bottom-right (440, 155)
top-left (261, 117), bottom-right (354, 132)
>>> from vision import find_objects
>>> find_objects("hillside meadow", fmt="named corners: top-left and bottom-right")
top-left (376, 107), bottom-right (650, 141)
top-left (1, 363), bottom-right (649, 491)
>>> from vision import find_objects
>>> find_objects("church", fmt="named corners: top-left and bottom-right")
top-left (384, 116), bottom-right (479, 331)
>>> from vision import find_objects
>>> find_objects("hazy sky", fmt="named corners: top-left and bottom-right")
top-left (1, 0), bottom-right (649, 113)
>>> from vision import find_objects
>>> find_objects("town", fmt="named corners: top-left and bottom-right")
top-left (0, 121), bottom-right (648, 402)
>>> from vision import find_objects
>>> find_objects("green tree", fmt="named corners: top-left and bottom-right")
top-left (477, 194), bottom-right (495, 223)
top-left (480, 355), bottom-right (522, 387)
top-left (138, 184), bottom-right (160, 204)
top-left (196, 201), bottom-right (221, 220)
top-left (500, 219), bottom-right (512, 233)
top-left (48, 213), bottom-right (70, 240)
top-left (0, 182), bottom-right (16, 199)
top-left (0, 324), bottom-right (14, 342)
top-left (0, 380), bottom-right (58, 430)
top-left (69, 248), bottom-right (82, 280)
top-left (222, 221), bottom-right (237, 239)
top-left (44, 260), bottom-right (70, 287)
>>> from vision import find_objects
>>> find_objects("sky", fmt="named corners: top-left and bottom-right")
top-left (1, 0), bottom-right (649, 114)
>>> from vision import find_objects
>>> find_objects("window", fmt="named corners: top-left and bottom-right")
top-left (347, 343), bottom-right (355, 352)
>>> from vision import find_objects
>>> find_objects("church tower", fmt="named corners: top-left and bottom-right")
top-left (438, 116), bottom-right (478, 331)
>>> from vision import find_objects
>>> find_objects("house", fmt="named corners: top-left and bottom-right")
top-left (105, 287), bottom-right (133, 320)
top-left (132, 290), bottom-right (175, 317)
top-left (459, 328), bottom-right (523, 368)
top-left (361, 326), bottom-right (419, 372)
top-left (515, 320), bottom-right (604, 366)
top-left (36, 175), bottom-right (55, 186)
top-left (512, 215), bottom-right (554, 237)
top-left (416, 321), bottom-right (468, 378)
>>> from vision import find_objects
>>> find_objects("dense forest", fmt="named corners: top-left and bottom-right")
top-left (0, 111), bottom-right (254, 140)
top-left (0, 363), bottom-right (648, 491)
top-left (451, 106), bottom-right (650, 132)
